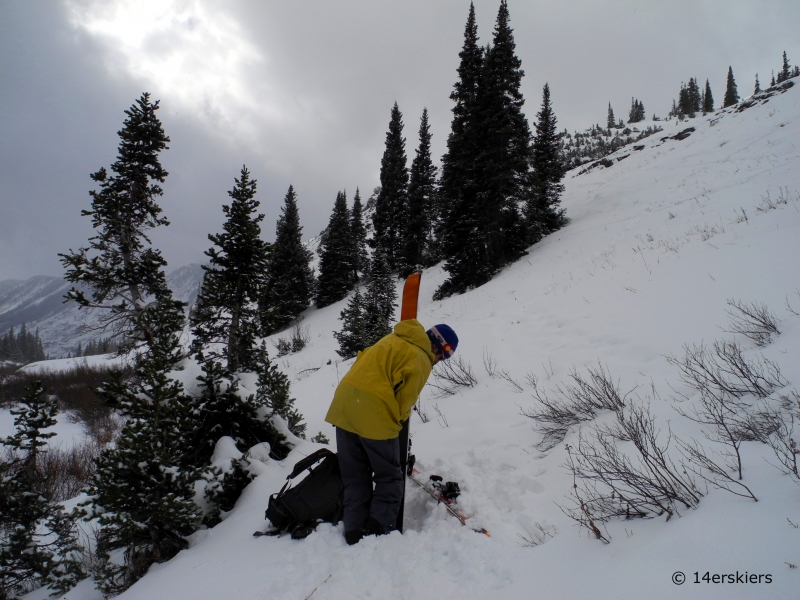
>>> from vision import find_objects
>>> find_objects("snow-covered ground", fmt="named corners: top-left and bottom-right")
top-left (16, 81), bottom-right (800, 599)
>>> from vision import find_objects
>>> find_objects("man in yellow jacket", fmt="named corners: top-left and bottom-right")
top-left (325, 319), bottom-right (459, 545)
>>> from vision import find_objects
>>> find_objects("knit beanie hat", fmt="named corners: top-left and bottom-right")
top-left (426, 324), bottom-right (459, 360)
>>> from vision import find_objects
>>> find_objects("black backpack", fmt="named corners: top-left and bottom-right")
top-left (257, 448), bottom-right (344, 540)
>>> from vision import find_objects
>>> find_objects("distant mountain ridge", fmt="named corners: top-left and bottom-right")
top-left (0, 264), bottom-right (205, 358)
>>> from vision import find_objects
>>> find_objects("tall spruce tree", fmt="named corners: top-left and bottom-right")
top-left (473, 0), bottom-right (530, 269)
top-left (607, 103), bottom-right (616, 129)
top-left (59, 93), bottom-right (178, 350)
top-left (333, 288), bottom-right (367, 359)
top-left (349, 188), bottom-right (368, 282)
top-left (191, 167), bottom-right (269, 373)
top-left (401, 108), bottom-right (439, 275)
top-left (372, 103), bottom-right (409, 272)
top-left (81, 300), bottom-right (201, 595)
top-left (316, 191), bottom-right (354, 308)
top-left (754, 73), bottom-right (761, 94)
top-left (263, 185), bottom-right (314, 333)
top-left (779, 51), bottom-right (791, 83)
top-left (724, 66), bottom-right (739, 107)
top-left (703, 79), bottom-right (714, 113)
top-left (362, 250), bottom-right (397, 347)
top-left (528, 83), bottom-right (566, 236)
top-left (0, 381), bottom-right (83, 598)
top-left (436, 2), bottom-right (486, 297)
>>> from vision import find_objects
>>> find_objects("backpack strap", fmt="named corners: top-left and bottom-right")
top-left (285, 448), bottom-right (336, 481)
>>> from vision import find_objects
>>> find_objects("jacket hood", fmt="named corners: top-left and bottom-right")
top-left (393, 319), bottom-right (435, 364)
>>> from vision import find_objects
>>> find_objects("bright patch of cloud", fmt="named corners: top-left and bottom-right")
top-left (64, 0), bottom-right (289, 146)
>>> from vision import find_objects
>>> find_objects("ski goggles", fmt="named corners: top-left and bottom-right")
top-left (428, 326), bottom-right (455, 359)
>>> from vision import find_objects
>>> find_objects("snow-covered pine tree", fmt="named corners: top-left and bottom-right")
top-left (401, 108), bottom-right (439, 276)
top-left (473, 0), bottom-right (530, 268)
top-left (724, 66), bottom-right (739, 107)
top-left (333, 288), bottom-right (367, 359)
top-left (253, 341), bottom-right (305, 440)
top-left (362, 250), bottom-right (397, 348)
top-left (81, 300), bottom-right (201, 595)
top-left (435, 2), bottom-right (488, 299)
top-left (263, 185), bottom-right (314, 334)
top-left (316, 191), bottom-right (354, 308)
top-left (184, 360), bottom-right (287, 467)
top-left (607, 103), bottom-right (615, 129)
top-left (703, 79), bottom-right (714, 113)
top-left (528, 83), bottom-right (567, 237)
top-left (59, 93), bottom-right (179, 350)
top-left (754, 73), bottom-right (761, 95)
top-left (0, 380), bottom-right (83, 599)
top-left (349, 188), bottom-right (369, 283)
top-left (372, 103), bottom-right (409, 273)
top-left (191, 166), bottom-right (269, 373)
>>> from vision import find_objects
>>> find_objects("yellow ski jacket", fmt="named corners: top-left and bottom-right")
top-left (325, 319), bottom-right (435, 440)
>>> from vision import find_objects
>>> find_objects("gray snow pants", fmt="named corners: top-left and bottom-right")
top-left (335, 426), bottom-right (403, 534)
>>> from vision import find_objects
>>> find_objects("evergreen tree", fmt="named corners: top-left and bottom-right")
top-left (59, 93), bottom-right (179, 350)
top-left (401, 108), bottom-right (439, 275)
top-left (372, 103), bottom-right (409, 272)
top-left (0, 381), bottom-right (83, 598)
top-left (436, 2), bottom-right (486, 297)
top-left (362, 250), bottom-right (397, 348)
top-left (753, 73), bottom-right (761, 95)
top-left (528, 83), bottom-right (567, 237)
top-left (253, 341), bottom-right (305, 439)
top-left (687, 78), bottom-right (701, 114)
top-left (192, 167), bottom-right (269, 373)
top-left (263, 185), bottom-right (314, 334)
top-left (333, 288), bottom-right (367, 359)
top-left (724, 66), bottom-right (739, 107)
top-left (0, 326), bottom-right (47, 364)
top-left (184, 360), bottom-right (288, 467)
top-left (778, 51), bottom-right (791, 83)
top-left (439, 1), bottom-right (483, 228)
top-left (349, 188), bottom-right (369, 282)
top-left (677, 83), bottom-right (692, 116)
top-left (703, 79), bottom-right (714, 113)
top-left (628, 98), bottom-right (645, 123)
top-left (315, 191), bottom-right (354, 308)
top-left (473, 0), bottom-right (530, 268)
top-left (771, 71), bottom-right (776, 86)
top-left (607, 103), bottom-right (615, 129)
top-left (80, 299), bottom-right (200, 595)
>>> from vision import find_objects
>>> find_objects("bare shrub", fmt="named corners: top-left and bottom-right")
top-left (429, 355), bottom-right (477, 398)
top-left (483, 349), bottom-right (498, 377)
top-left (432, 403), bottom-right (449, 428)
top-left (516, 522), bottom-right (556, 547)
top-left (756, 190), bottom-right (777, 212)
top-left (413, 403), bottom-right (430, 424)
top-left (37, 442), bottom-right (101, 502)
top-left (560, 402), bottom-right (702, 538)
top-left (744, 402), bottom-right (799, 484)
top-left (733, 208), bottom-right (748, 223)
top-left (273, 322), bottom-right (310, 357)
top-left (676, 437), bottom-right (758, 501)
top-left (666, 340), bottom-right (787, 400)
top-left (786, 290), bottom-right (800, 318)
top-left (521, 363), bottom-right (634, 451)
top-left (725, 299), bottom-right (780, 346)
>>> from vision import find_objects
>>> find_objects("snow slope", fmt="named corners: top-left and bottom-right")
top-left (28, 81), bottom-right (800, 600)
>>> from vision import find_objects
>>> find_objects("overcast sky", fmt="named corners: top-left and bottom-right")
top-left (1, 0), bottom-right (797, 280)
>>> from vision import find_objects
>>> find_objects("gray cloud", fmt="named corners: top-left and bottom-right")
top-left (1, 0), bottom-right (797, 280)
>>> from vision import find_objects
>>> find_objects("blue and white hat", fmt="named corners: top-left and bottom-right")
top-left (426, 324), bottom-right (459, 359)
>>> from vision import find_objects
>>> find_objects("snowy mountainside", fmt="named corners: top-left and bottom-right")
top-left (28, 80), bottom-right (800, 600)
top-left (0, 264), bottom-right (204, 358)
